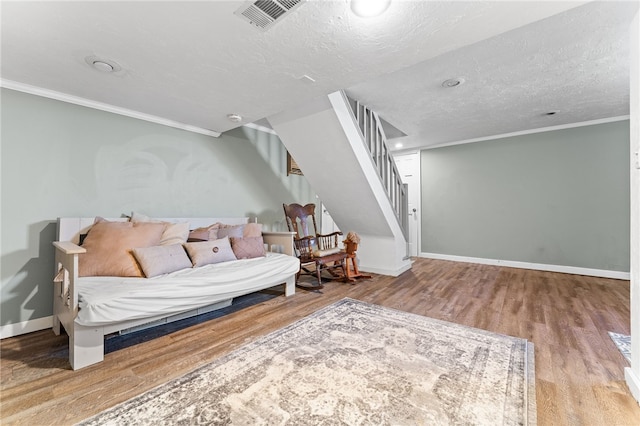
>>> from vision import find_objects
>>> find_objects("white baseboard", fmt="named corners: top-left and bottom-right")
top-left (0, 316), bottom-right (53, 339)
top-left (0, 254), bottom-right (625, 339)
top-left (626, 368), bottom-right (640, 406)
top-left (420, 252), bottom-right (630, 280)
top-left (360, 259), bottom-right (413, 277)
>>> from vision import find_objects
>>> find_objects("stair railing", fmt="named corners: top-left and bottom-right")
top-left (345, 95), bottom-right (409, 242)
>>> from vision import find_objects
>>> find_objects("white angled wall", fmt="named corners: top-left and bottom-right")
top-left (268, 92), bottom-right (411, 276)
top-left (625, 10), bottom-right (640, 405)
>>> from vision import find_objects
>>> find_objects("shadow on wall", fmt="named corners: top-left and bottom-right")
top-left (1, 221), bottom-right (57, 326)
top-left (246, 209), bottom-right (289, 232)
top-left (0, 128), bottom-right (313, 328)
top-left (225, 127), bottom-right (317, 229)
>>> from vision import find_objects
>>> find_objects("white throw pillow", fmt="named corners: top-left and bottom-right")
top-left (132, 244), bottom-right (193, 278)
top-left (131, 211), bottom-right (190, 246)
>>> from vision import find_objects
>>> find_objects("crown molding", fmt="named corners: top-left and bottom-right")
top-left (423, 115), bottom-right (631, 150)
top-left (243, 122), bottom-right (278, 135)
top-left (0, 79), bottom-right (221, 138)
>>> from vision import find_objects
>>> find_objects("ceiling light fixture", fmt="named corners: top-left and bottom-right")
top-left (394, 142), bottom-right (403, 149)
top-left (227, 113), bottom-right (243, 123)
top-left (84, 56), bottom-right (122, 73)
top-left (92, 61), bottom-right (114, 72)
top-left (545, 111), bottom-right (559, 116)
top-left (350, 0), bottom-right (391, 17)
top-left (441, 78), bottom-right (465, 88)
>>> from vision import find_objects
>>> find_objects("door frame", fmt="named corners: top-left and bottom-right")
top-left (393, 151), bottom-right (421, 257)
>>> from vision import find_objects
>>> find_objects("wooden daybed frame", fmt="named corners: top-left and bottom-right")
top-left (53, 217), bottom-right (297, 370)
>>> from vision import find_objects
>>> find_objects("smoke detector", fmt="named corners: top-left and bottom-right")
top-left (234, 0), bottom-right (306, 31)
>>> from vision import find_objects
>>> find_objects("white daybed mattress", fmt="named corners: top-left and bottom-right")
top-left (76, 252), bottom-right (299, 326)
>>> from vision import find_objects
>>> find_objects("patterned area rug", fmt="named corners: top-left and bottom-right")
top-left (79, 298), bottom-right (536, 425)
top-left (609, 331), bottom-right (631, 363)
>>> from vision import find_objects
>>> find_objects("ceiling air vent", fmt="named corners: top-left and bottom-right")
top-left (234, 0), bottom-right (305, 31)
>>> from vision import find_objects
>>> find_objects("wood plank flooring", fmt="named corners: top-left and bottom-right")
top-left (1, 258), bottom-right (639, 425)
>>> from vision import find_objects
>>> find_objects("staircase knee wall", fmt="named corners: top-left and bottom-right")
top-left (356, 235), bottom-right (413, 276)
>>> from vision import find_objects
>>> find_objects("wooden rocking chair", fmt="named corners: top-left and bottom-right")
top-left (283, 203), bottom-right (347, 289)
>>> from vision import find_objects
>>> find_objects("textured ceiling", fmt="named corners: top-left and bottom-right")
top-left (347, 0), bottom-right (639, 150)
top-left (1, 1), bottom-right (636, 151)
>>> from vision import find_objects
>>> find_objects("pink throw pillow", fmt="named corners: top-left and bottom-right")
top-left (187, 223), bottom-right (220, 242)
top-left (79, 220), bottom-right (166, 277)
top-left (230, 236), bottom-right (266, 259)
top-left (217, 225), bottom-right (244, 239)
top-left (183, 236), bottom-right (237, 267)
top-left (243, 223), bottom-right (263, 238)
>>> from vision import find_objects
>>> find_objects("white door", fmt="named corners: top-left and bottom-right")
top-left (320, 203), bottom-right (339, 235)
top-left (394, 152), bottom-right (420, 257)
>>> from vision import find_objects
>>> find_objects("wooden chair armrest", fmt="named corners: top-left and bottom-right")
top-left (294, 235), bottom-right (315, 246)
top-left (294, 236), bottom-right (315, 261)
top-left (315, 231), bottom-right (343, 251)
top-left (316, 231), bottom-right (343, 238)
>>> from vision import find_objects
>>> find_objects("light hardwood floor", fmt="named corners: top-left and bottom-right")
top-left (1, 258), bottom-right (639, 425)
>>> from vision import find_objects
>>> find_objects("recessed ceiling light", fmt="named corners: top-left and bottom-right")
top-left (441, 78), bottom-right (465, 88)
top-left (92, 61), bottom-right (114, 72)
top-left (350, 0), bottom-right (391, 17)
top-left (545, 111), bottom-right (559, 116)
top-left (84, 56), bottom-right (121, 73)
top-left (227, 113), bottom-right (243, 123)
top-left (394, 142), bottom-right (403, 149)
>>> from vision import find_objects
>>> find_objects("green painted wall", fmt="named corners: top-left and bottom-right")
top-left (421, 120), bottom-right (630, 272)
top-left (0, 88), bottom-right (314, 327)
